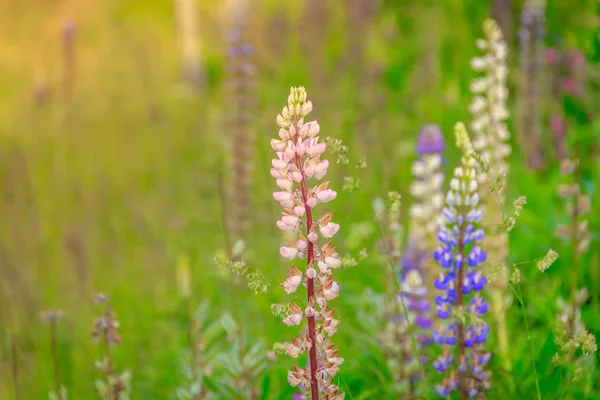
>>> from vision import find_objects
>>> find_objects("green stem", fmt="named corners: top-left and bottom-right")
top-left (515, 283), bottom-right (542, 400)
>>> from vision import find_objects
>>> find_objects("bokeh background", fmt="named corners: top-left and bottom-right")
top-left (0, 0), bottom-right (599, 398)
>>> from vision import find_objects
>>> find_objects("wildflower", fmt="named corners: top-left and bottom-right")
top-left (409, 124), bottom-right (445, 240)
top-left (469, 18), bottom-right (512, 371)
top-left (91, 294), bottom-right (131, 400)
top-left (271, 87), bottom-right (344, 399)
top-left (384, 239), bottom-right (433, 391)
top-left (553, 291), bottom-right (598, 382)
top-left (432, 123), bottom-right (491, 397)
top-left (517, 0), bottom-right (547, 169)
top-left (224, 6), bottom-right (257, 255)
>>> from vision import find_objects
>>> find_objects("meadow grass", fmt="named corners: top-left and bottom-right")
top-left (0, 0), bottom-right (599, 399)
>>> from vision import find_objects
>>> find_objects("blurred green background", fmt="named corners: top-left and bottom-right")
top-left (0, 0), bottom-right (599, 398)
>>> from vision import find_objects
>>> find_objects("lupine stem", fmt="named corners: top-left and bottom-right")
top-left (292, 115), bottom-right (319, 400)
top-left (456, 226), bottom-right (467, 399)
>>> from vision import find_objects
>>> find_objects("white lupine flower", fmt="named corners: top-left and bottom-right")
top-left (280, 247), bottom-right (298, 259)
top-left (316, 189), bottom-right (337, 203)
top-left (283, 275), bottom-right (302, 294)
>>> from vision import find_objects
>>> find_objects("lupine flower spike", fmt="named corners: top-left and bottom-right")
top-left (272, 87), bottom-right (344, 400)
top-left (225, 2), bottom-right (257, 251)
top-left (518, 0), bottom-right (547, 169)
top-left (409, 124), bottom-right (445, 300)
top-left (410, 124), bottom-right (445, 242)
top-left (469, 18), bottom-right (511, 372)
top-left (432, 123), bottom-right (491, 398)
top-left (394, 241), bottom-right (432, 391)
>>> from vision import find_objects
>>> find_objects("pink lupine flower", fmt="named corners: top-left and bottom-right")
top-left (293, 206), bottom-right (306, 217)
top-left (280, 246), bottom-right (299, 260)
top-left (273, 191), bottom-right (292, 202)
top-left (273, 158), bottom-right (288, 170)
top-left (319, 222), bottom-right (340, 238)
top-left (271, 138), bottom-right (287, 151)
top-left (304, 138), bottom-right (327, 158)
top-left (282, 215), bottom-right (300, 228)
top-left (316, 189), bottom-right (337, 203)
top-left (270, 87), bottom-right (345, 399)
top-left (277, 179), bottom-right (293, 191)
top-left (314, 160), bottom-right (329, 179)
top-left (296, 240), bottom-right (307, 251)
top-left (282, 314), bottom-right (302, 326)
top-left (284, 339), bottom-right (303, 358)
top-left (301, 121), bottom-right (320, 137)
top-left (283, 267), bottom-right (303, 294)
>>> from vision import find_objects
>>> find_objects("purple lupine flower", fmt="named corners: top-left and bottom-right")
top-left (399, 242), bottom-right (432, 331)
top-left (393, 240), bottom-right (432, 384)
top-left (416, 124), bottom-right (445, 155)
top-left (432, 124), bottom-right (491, 398)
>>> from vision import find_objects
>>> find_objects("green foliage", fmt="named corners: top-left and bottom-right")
top-left (0, 1), bottom-right (598, 399)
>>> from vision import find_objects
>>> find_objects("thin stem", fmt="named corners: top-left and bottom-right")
top-left (9, 332), bottom-right (21, 400)
top-left (374, 215), bottom-right (431, 400)
top-left (185, 297), bottom-right (200, 400)
top-left (50, 319), bottom-right (62, 393)
top-left (456, 225), bottom-right (467, 399)
top-left (292, 117), bottom-right (319, 400)
top-left (516, 283), bottom-right (542, 400)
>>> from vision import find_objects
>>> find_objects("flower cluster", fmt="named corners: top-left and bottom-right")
top-left (431, 123), bottom-right (491, 398)
top-left (517, 0), bottom-right (547, 169)
top-left (469, 18), bottom-right (511, 370)
top-left (395, 241), bottom-right (432, 387)
top-left (553, 289), bottom-right (598, 382)
top-left (91, 293), bottom-right (131, 400)
top-left (409, 124), bottom-right (445, 320)
top-left (470, 19), bottom-right (510, 170)
top-left (546, 47), bottom-right (588, 161)
top-left (272, 87), bottom-right (344, 400)
top-left (409, 124), bottom-right (445, 241)
top-left (225, 6), bottom-right (257, 250)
